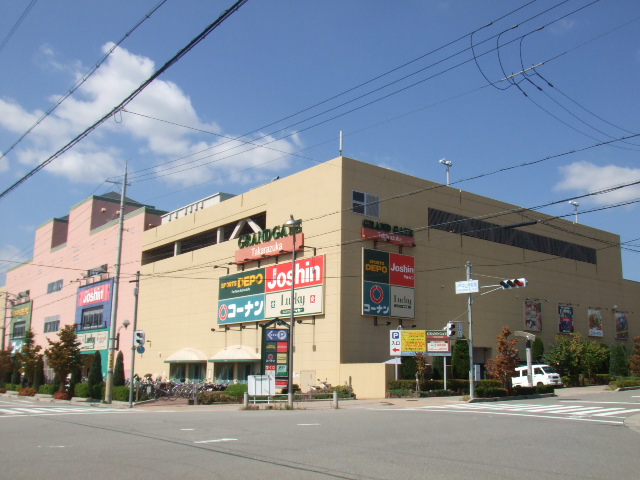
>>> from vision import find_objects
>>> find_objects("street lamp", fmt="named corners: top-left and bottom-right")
top-left (569, 201), bottom-right (579, 223)
top-left (284, 215), bottom-right (301, 408)
top-left (439, 158), bottom-right (453, 186)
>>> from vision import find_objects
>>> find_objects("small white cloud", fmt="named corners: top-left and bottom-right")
top-left (0, 43), bottom-right (299, 188)
top-left (554, 161), bottom-right (640, 206)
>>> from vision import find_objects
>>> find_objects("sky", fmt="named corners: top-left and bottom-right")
top-left (1, 0), bottom-right (639, 285)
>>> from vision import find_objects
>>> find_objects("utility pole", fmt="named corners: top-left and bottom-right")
top-left (105, 164), bottom-right (128, 404)
top-left (466, 261), bottom-right (475, 399)
top-left (128, 271), bottom-right (140, 408)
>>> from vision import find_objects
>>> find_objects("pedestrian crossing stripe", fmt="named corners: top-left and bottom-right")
top-left (416, 403), bottom-right (640, 418)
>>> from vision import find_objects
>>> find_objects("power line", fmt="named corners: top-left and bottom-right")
top-left (0, 0), bottom-right (250, 201)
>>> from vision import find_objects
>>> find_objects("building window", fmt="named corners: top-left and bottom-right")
top-left (12, 321), bottom-right (26, 339)
top-left (81, 307), bottom-right (104, 330)
top-left (47, 279), bottom-right (63, 294)
top-left (44, 315), bottom-right (61, 333)
top-left (352, 191), bottom-right (380, 218)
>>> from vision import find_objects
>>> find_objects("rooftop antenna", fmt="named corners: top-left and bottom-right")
top-left (439, 158), bottom-right (453, 186)
top-left (339, 130), bottom-right (343, 156)
top-left (569, 201), bottom-right (579, 223)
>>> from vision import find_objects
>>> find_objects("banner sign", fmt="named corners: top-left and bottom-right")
top-left (426, 330), bottom-right (451, 357)
top-left (558, 305), bottom-right (574, 334)
top-left (524, 300), bottom-right (542, 332)
top-left (588, 308), bottom-right (603, 337)
top-left (615, 311), bottom-right (629, 339)
top-left (362, 249), bottom-right (415, 318)
top-left (218, 256), bottom-right (325, 325)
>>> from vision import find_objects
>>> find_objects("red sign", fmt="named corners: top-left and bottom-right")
top-left (362, 227), bottom-right (415, 247)
top-left (77, 283), bottom-right (111, 307)
top-left (235, 234), bottom-right (304, 264)
top-left (265, 255), bottom-right (324, 293)
top-left (389, 253), bottom-right (415, 287)
top-left (277, 341), bottom-right (288, 353)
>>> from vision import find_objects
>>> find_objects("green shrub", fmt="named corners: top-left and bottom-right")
top-left (5, 383), bottom-right (19, 391)
top-left (197, 391), bottom-right (239, 404)
top-left (477, 379), bottom-right (502, 389)
top-left (112, 386), bottom-right (131, 402)
top-left (511, 385), bottom-right (537, 396)
top-left (535, 384), bottom-right (556, 394)
top-left (224, 383), bottom-right (248, 398)
top-left (38, 384), bottom-right (57, 395)
top-left (610, 377), bottom-right (640, 389)
top-left (73, 382), bottom-right (90, 398)
top-left (594, 374), bottom-right (612, 385)
top-left (333, 384), bottom-right (355, 398)
top-left (475, 387), bottom-right (508, 398)
top-left (388, 380), bottom-right (415, 391)
top-left (388, 388), bottom-right (412, 397)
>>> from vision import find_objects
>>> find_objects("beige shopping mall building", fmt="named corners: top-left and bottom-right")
top-left (136, 156), bottom-right (638, 398)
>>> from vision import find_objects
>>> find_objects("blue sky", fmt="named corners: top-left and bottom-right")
top-left (1, 0), bottom-right (639, 285)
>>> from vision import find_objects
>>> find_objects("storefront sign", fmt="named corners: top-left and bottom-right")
top-left (234, 234), bottom-right (304, 265)
top-left (237, 221), bottom-right (302, 248)
top-left (77, 282), bottom-right (111, 307)
top-left (362, 249), bottom-right (415, 318)
top-left (361, 227), bottom-right (415, 247)
top-left (218, 256), bottom-right (325, 325)
top-left (77, 330), bottom-right (109, 351)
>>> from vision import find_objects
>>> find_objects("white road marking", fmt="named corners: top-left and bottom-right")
top-left (194, 438), bottom-right (237, 444)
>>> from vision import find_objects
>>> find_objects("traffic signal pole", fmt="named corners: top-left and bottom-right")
top-left (467, 261), bottom-right (475, 399)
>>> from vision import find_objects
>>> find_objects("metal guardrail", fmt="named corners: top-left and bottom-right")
top-left (243, 390), bottom-right (342, 409)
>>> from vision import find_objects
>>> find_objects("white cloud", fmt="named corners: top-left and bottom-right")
top-left (554, 161), bottom-right (640, 206)
top-left (0, 43), bottom-right (299, 187)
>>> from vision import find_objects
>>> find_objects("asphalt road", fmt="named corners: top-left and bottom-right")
top-left (1, 386), bottom-right (639, 479)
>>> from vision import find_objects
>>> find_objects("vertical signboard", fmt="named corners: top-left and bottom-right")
top-left (362, 249), bottom-right (415, 318)
top-left (262, 325), bottom-right (290, 388)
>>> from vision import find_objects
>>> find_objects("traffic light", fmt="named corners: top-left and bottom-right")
top-left (446, 321), bottom-right (456, 337)
top-left (499, 278), bottom-right (527, 289)
top-left (134, 330), bottom-right (145, 347)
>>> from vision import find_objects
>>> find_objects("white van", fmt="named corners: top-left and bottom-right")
top-left (511, 364), bottom-right (563, 387)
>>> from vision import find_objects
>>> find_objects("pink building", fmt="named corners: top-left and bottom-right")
top-left (3, 192), bottom-right (165, 382)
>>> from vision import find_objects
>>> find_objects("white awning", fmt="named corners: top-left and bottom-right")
top-left (164, 347), bottom-right (207, 363)
top-left (209, 344), bottom-right (260, 363)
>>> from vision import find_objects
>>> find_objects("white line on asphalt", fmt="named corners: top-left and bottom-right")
top-left (397, 408), bottom-right (625, 424)
top-left (559, 400), bottom-right (640, 405)
top-left (297, 423), bottom-right (321, 426)
top-left (194, 438), bottom-right (237, 444)
top-left (181, 428), bottom-right (194, 431)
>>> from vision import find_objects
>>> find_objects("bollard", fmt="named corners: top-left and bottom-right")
top-left (243, 392), bottom-right (249, 408)
top-left (332, 390), bottom-right (338, 409)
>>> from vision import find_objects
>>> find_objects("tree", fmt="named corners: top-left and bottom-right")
top-left (414, 352), bottom-right (431, 382)
top-left (629, 337), bottom-right (640, 377)
top-left (114, 351), bottom-right (125, 386)
top-left (33, 355), bottom-right (45, 390)
top-left (581, 340), bottom-right (609, 381)
top-left (88, 351), bottom-right (104, 400)
top-left (431, 356), bottom-right (444, 380)
top-left (45, 324), bottom-right (82, 394)
top-left (451, 337), bottom-right (469, 379)
top-left (532, 337), bottom-right (544, 362)
top-left (16, 328), bottom-right (42, 387)
top-left (485, 326), bottom-right (520, 390)
top-left (0, 349), bottom-right (14, 384)
top-left (545, 334), bottom-right (584, 383)
top-left (609, 343), bottom-right (629, 378)
top-left (401, 356), bottom-right (417, 380)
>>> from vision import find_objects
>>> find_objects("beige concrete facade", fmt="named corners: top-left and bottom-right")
top-left (136, 157), bottom-right (638, 397)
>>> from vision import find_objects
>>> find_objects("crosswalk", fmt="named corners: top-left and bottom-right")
top-left (406, 402), bottom-right (640, 424)
top-left (0, 401), bottom-right (132, 418)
